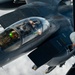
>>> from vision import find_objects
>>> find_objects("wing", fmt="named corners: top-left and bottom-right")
top-left (28, 41), bottom-right (59, 68)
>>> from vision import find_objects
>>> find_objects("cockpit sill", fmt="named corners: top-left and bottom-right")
top-left (0, 17), bottom-right (50, 52)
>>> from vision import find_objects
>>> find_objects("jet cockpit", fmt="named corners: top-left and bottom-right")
top-left (0, 17), bottom-right (50, 52)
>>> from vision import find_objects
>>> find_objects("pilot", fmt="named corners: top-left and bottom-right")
top-left (28, 20), bottom-right (36, 27)
top-left (28, 20), bottom-right (42, 35)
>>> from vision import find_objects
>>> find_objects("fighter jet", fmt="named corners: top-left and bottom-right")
top-left (0, 0), bottom-right (74, 74)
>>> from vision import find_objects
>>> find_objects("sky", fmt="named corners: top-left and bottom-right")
top-left (0, 3), bottom-right (75, 75)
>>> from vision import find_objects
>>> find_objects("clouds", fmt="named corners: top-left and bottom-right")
top-left (0, 9), bottom-right (75, 75)
top-left (1, 54), bottom-right (75, 75)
